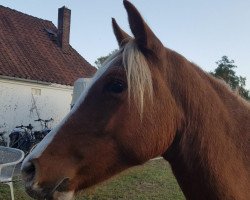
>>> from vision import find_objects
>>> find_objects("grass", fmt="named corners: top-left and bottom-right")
top-left (0, 176), bottom-right (33, 200)
top-left (0, 159), bottom-right (184, 200)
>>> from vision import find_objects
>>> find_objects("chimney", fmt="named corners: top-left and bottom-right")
top-left (58, 6), bottom-right (71, 50)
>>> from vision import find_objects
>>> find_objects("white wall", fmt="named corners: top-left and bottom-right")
top-left (0, 78), bottom-right (73, 134)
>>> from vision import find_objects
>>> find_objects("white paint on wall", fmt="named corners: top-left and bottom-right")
top-left (0, 77), bottom-right (73, 134)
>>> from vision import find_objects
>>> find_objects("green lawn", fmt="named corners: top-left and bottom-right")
top-left (0, 159), bottom-right (184, 200)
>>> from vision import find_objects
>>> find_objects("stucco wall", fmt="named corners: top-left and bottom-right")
top-left (0, 78), bottom-right (73, 134)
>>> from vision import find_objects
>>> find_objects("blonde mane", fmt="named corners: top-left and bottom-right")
top-left (101, 41), bottom-right (153, 115)
top-left (123, 41), bottom-right (153, 115)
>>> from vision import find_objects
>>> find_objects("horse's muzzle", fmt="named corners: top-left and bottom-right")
top-left (22, 161), bottom-right (72, 199)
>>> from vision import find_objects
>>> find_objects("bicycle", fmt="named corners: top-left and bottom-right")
top-left (28, 118), bottom-right (54, 153)
top-left (0, 131), bottom-right (8, 146)
top-left (9, 118), bottom-right (54, 155)
top-left (34, 118), bottom-right (53, 140)
top-left (9, 124), bottom-right (35, 154)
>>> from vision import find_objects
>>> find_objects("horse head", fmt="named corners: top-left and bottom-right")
top-left (21, 1), bottom-right (183, 199)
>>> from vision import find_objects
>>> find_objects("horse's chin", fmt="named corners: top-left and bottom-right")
top-left (25, 186), bottom-right (74, 200)
top-left (24, 178), bottom-right (74, 200)
top-left (52, 191), bottom-right (74, 200)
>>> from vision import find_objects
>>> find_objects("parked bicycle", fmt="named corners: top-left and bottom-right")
top-left (9, 118), bottom-right (53, 155)
top-left (0, 131), bottom-right (8, 146)
top-left (9, 124), bottom-right (34, 154)
top-left (33, 118), bottom-right (53, 140)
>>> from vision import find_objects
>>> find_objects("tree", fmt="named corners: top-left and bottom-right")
top-left (94, 49), bottom-right (118, 68)
top-left (210, 56), bottom-right (250, 100)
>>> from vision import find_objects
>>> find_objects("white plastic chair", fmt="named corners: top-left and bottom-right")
top-left (0, 146), bottom-right (24, 200)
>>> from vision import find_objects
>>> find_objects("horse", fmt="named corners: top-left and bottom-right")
top-left (21, 1), bottom-right (250, 199)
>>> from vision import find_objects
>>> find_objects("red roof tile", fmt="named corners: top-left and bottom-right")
top-left (0, 5), bottom-right (96, 86)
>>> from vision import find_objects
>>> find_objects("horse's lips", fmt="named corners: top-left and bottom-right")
top-left (24, 177), bottom-right (71, 200)
top-left (24, 182), bottom-right (47, 200)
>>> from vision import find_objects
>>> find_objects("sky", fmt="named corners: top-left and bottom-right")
top-left (1, 0), bottom-right (250, 89)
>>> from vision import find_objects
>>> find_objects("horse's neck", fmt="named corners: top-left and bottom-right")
top-left (163, 53), bottom-right (250, 200)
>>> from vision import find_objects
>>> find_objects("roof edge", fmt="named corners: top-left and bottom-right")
top-left (0, 5), bottom-right (53, 23)
top-left (0, 75), bottom-right (73, 89)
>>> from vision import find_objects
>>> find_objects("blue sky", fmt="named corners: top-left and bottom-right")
top-left (1, 0), bottom-right (250, 89)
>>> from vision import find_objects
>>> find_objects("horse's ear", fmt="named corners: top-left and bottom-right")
top-left (123, 0), bottom-right (163, 52)
top-left (112, 18), bottom-right (131, 48)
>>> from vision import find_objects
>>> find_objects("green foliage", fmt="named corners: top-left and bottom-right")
top-left (211, 56), bottom-right (250, 100)
top-left (94, 49), bottom-right (118, 68)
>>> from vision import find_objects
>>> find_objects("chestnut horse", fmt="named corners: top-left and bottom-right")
top-left (21, 1), bottom-right (250, 199)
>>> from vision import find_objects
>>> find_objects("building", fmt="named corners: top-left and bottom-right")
top-left (0, 5), bottom-right (96, 133)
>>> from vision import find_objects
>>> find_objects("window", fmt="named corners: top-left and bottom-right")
top-left (31, 88), bottom-right (41, 96)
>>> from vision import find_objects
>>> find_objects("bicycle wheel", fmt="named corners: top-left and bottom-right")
top-left (0, 139), bottom-right (7, 146)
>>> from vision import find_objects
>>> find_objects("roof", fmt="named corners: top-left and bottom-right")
top-left (0, 5), bottom-right (96, 86)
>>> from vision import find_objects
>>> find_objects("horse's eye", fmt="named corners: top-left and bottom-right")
top-left (106, 80), bottom-right (126, 94)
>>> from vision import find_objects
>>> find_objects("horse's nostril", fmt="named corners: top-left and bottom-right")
top-left (21, 161), bottom-right (36, 182)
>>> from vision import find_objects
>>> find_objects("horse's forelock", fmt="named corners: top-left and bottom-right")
top-left (123, 41), bottom-right (153, 116)
top-left (97, 41), bottom-right (154, 116)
